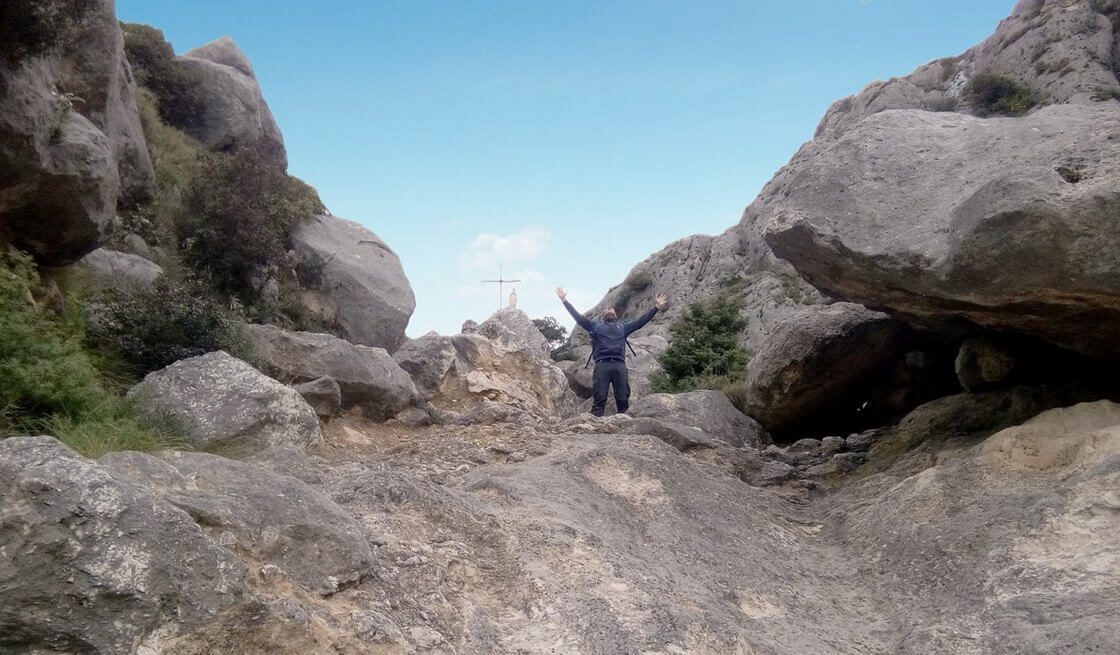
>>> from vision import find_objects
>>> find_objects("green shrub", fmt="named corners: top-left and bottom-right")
top-left (87, 276), bottom-right (250, 375)
top-left (650, 294), bottom-right (750, 393)
top-left (965, 72), bottom-right (1040, 116)
top-left (0, 248), bottom-right (184, 456)
top-left (0, 0), bottom-right (96, 62)
top-left (0, 248), bottom-right (104, 423)
top-left (533, 316), bottom-right (568, 348)
top-left (180, 141), bottom-right (323, 299)
top-left (122, 23), bottom-right (206, 131)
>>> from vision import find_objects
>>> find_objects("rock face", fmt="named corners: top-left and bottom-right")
top-left (766, 103), bottom-right (1120, 357)
top-left (394, 308), bottom-right (576, 419)
top-left (102, 450), bottom-right (377, 595)
top-left (245, 324), bottom-right (421, 420)
top-left (128, 351), bottom-right (321, 456)
top-left (743, 302), bottom-right (907, 437)
top-left (291, 214), bottom-right (415, 352)
top-left (955, 336), bottom-right (1016, 392)
top-left (0, 0), bottom-right (154, 264)
top-left (0, 437), bottom-right (245, 654)
top-left (630, 389), bottom-right (767, 447)
top-left (176, 36), bottom-right (286, 165)
top-left (293, 376), bottom-right (342, 419)
top-left (74, 247), bottom-right (163, 289)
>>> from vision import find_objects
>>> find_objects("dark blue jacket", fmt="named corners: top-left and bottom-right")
top-left (563, 300), bottom-right (658, 362)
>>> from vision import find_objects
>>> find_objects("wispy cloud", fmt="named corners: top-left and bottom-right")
top-left (459, 225), bottom-right (553, 273)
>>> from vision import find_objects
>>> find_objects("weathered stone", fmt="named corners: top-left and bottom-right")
top-left (743, 302), bottom-right (906, 435)
top-left (292, 376), bottom-right (342, 419)
top-left (392, 333), bottom-right (460, 396)
top-left (74, 247), bottom-right (162, 289)
top-left (788, 438), bottom-right (823, 453)
top-left (766, 103), bottom-right (1120, 357)
top-left (176, 36), bottom-right (286, 165)
top-left (102, 450), bottom-right (377, 595)
top-left (630, 390), bottom-right (768, 447)
top-left (291, 214), bottom-right (415, 351)
top-left (0, 437), bottom-right (244, 654)
top-left (245, 324), bottom-right (420, 420)
top-left (0, 0), bottom-right (154, 264)
top-left (393, 406), bottom-right (432, 427)
top-left (845, 430), bottom-right (879, 452)
top-left (955, 337), bottom-right (1016, 392)
top-left (479, 307), bottom-right (554, 364)
top-left (821, 436), bottom-right (846, 454)
top-left (128, 350), bottom-right (321, 456)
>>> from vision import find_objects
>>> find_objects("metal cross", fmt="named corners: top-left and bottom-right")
top-left (482, 264), bottom-right (521, 310)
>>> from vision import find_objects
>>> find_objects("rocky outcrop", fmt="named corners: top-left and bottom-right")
top-left (102, 450), bottom-right (378, 595)
top-left (245, 324), bottom-right (421, 420)
top-left (0, 0), bottom-right (154, 264)
top-left (394, 309), bottom-right (576, 419)
top-left (291, 214), bottom-right (415, 352)
top-left (766, 103), bottom-right (1120, 357)
top-left (742, 302), bottom-right (907, 437)
top-left (128, 351), bottom-right (321, 456)
top-left (74, 247), bottom-right (163, 289)
top-left (0, 437), bottom-right (245, 654)
top-left (176, 36), bottom-right (286, 165)
top-left (630, 389), bottom-right (768, 447)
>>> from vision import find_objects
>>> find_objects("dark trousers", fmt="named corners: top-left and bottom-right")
top-left (591, 359), bottom-right (630, 416)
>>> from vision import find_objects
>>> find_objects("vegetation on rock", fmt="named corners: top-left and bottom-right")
top-left (650, 294), bottom-right (751, 394)
top-left (0, 0), bottom-right (96, 62)
top-left (0, 248), bottom-right (184, 456)
top-left (122, 22), bottom-right (206, 131)
top-left (965, 71), bottom-right (1041, 116)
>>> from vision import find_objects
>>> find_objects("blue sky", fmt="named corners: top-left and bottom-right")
top-left (117, 0), bottom-right (1015, 337)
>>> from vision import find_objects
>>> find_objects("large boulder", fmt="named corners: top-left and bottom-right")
top-left (392, 332), bottom-right (473, 396)
top-left (0, 0), bottom-right (154, 264)
top-left (102, 450), bottom-right (378, 595)
top-left (128, 350), bottom-right (321, 456)
top-left (742, 302), bottom-right (907, 437)
top-left (291, 214), bottom-right (415, 352)
top-left (0, 437), bottom-right (245, 654)
top-left (245, 324), bottom-right (421, 420)
top-left (766, 103), bottom-right (1120, 356)
top-left (176, 36), bottom-right (287, 165)
top-left (73, 247), bottom-right (162, 289)
top-left (629, 390), bottom-right (768, 447)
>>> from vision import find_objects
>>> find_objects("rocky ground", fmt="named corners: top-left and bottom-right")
top-left (5, 392), bottom-right (1119, 654)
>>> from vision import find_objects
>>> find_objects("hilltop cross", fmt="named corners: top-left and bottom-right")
top-left (482, 264), bottom-right (521, 311)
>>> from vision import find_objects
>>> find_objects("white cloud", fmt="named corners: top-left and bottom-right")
top-left (459, 225), bottom-right (553, 273)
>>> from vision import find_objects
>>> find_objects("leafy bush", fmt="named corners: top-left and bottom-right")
top-left (965, 72), bottom-right (1040, 116)
top-left (87, 276), bottom-right (249, 376)
top-left (0, 248), bottom-right (185, 456)
top-left (650, 294), bottom-right (750, 393)
top-left (0, 0), bottom-right (95, 62)
top-left (0, 248), bottom-right (103, 423)
top-left (122, 23), bottom-right (205, 131)
top-left (179, 141), bottom-right (323, 299)
top-left (533, 316), bottom-right (568, 348)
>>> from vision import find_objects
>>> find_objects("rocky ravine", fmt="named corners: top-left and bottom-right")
top-left (4, 387), bottom-right (1119, 654)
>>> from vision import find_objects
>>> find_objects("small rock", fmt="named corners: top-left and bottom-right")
top-left (407, 626), bottom-right (445, 648)
top-left (293, 376), bottom-right (342, 420)
top-left (846, 432), bottom-right (878, 452)
top-left (821, 436), bottom-right (846, 454)
top-left (788, 438), bottom-right (823, 453)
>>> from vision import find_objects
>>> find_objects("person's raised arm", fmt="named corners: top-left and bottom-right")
top-left (556, 287), bottom-right (594, 332)
top-left (624, 293), bottom-right (669, 336)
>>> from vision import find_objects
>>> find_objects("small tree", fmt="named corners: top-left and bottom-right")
top-left (533, 316), bottom-right (568, 348)
top-left (650, 294), bottom-right (750, 392)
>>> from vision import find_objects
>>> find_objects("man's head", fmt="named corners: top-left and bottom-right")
top-left (603, 306), bottom-right (617, 322)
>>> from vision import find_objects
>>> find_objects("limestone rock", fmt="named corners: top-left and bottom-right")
top-left (128, 350), bottom-right (321, 456)
top-left (766, 104), bottom-right (1120, 357)
top-left (479, 307), bottom-right (554, 363)
top-left (245, 324), bottom-right (420, 420)
top-left (0, 0), bottom-right (154, 265)
top-left (955, 337), bottom-right (1016, 392)
top-left (291, 214), bottom-right (415, 352)
top-left (177, 36), bottom-right (286, 165)
top-left (74, 247), bottom-right (162, 289)
top-left (102, 450), bottom-right (378, 595)
top-left (0, 437), bottom-right (244, 654)
top-left (630, 390), bottom-right (768, 447)
top-left (293, 376), bottom-right (342, 419)
top-left (743, 302), bottom-right (906, 436)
